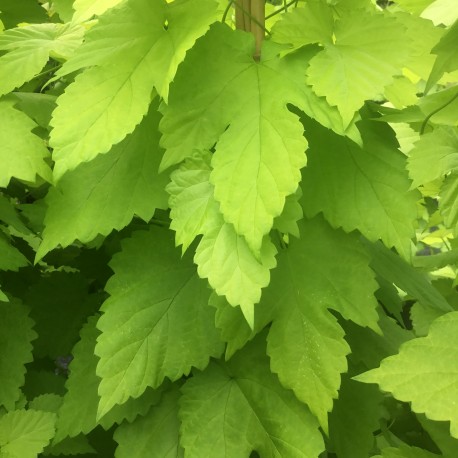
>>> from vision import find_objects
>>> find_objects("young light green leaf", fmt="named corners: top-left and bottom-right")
top-left (168, 150), bottom-right (277, 326)
top-left (72, 0), bottom-right (125, 22)
top-left (50, 0), bottom-right (218, 179)
top-left (0, 100), bottom-right (52, 187)
top-left (301, 114), bottom-right (419, 260)
top-left (271, 1), bottom-right (334, 50)
top-left (161, 23), bottom-right (358, 254)
top-left (0, 23), bottom-right (84, 97)
top-left (95, 226), bottom-right (223, 418)
top-left (0, 410), bottom-right (56, 458)
top-left (426, 19), bottom-right (458, 91)
top-left (306, 10), bottom-right (410, 126)
top-left (180, 333), bottom-right (324, 458)
top-left (355, 311), bottom-right (458, 438)
top-left (195, 222), bottom-right (277, 328)
top-left (266, 216), bottom-right (379, 431)
top-left (55, 315), bottom-right (163, 442)
top-left (407, 127), bottom-right (458, 187)
top-left (167, 150), bottom-right (220, 253)
top-left (37, 102), bottom-right (169, 260)
top-left (0, 301), bottom-right (36, 410)
top-left (114, 385), bottom-right (184, 458)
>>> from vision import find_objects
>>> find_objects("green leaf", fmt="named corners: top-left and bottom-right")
top-left (9, 93), bottom-right (56, 130)
top-left (209, 292), bottom-right (275, 360)
top-left (378, 445), bottom-right (443, 458)
top-left (410, 302), bottom-right (444, 336)
top-left (0, 194), bottom-right (31, 235)
top-left (426, 19), bottom-right (458, 91)
top-left (44, 434), bottom-right (96, 456)
top-left (272, 187), bottom-right (303, 237)
top-left (24, 272), bottom-right (94, 358)
top-left (167, 150), bottom-right (220, 253)
top-left (0, 100), bottom-right (52, 187)
top-left (417, 414), bottom-right (458, 457)
top-left (271, 1), bottom-right (334, 50)
top-left (179, 333), bottom-right (324, 458)
top-left (306, 10), bottom-right (410, 126)
top-left (0, 300), bottom-right (36, 410)
top-left (161, 24), bottom-right (359, 253)
top-left (0, 23), bottom-right (84, 97)
top-left (407, 127), bottom-right (458, 187)
top-left (355, 311), bottom-right (458, 438)
top-left (0, 235), bottom-right (28, 271)
top-left (0, 410), bottom-right (55, 458)
top-left (95, 226), bottom-right (223, 418)
top-left (114, 385), bottom-right (184, 458)
top-left (0, 0), bottom-right (48, 29)
top-left (419, 85), bottom-right (458, 127)
top-left (50, 0), bottom-right (218, 178)
top-left (328, 376), bottom-right (382, 458)
top-left (421, 0), bottom-right (458, 26)
top-left (72, 0), bottom-right (125, 22)
top-left (365, 240), bottom-right (453, 313)
top-left (440, 171), bottom-right (458, 234)
top-left (0, 287), bottom-right (7, 302)
top-left (168, 149), bottom-right (277, 326)
top-left (301, 113), bottom-right (419, 260)
top-left (266, 216), bottom-right (379, 430)
top-left (195, 221), bottom-right (277, 328)
top-left (37, 102), bottom-right (169, 260)
top-left (55, 315), bottom-right (164, 442)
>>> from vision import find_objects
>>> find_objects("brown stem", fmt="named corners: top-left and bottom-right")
top-left (234, 0), bottom-right (265, 61)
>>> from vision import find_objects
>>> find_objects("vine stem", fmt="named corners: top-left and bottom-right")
top-left (420, 90), bottom-right (458, 135)
top-left (265, 0), bottom-right (299, 19)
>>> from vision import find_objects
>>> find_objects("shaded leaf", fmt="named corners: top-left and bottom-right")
top-left (95, 226), bottom-right (223, 418)
top-left (180, 333), bottom-right (324, 458)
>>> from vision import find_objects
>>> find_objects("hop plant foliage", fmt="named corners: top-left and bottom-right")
top-left (0, 0), bottom-right (457, 456)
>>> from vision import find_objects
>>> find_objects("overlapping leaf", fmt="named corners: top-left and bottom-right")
top-left (301, 114), bottom-right (419, 260)
top-left (95, 226), bottom-right (223, 418)
top-left (266, 216), bottom-right (379, 430)
top-left (50, 0), bottom-right (218, 178)
top-left (37, 103), bottom-right (168, 260)
top-left (0, 410), bottom-right (56, 458)
top-left (114, 385), bottom-right (184, 458)
top-left (0, 22), bottom-right (84, 97)
top-left (168, 150), bottom-right (277, 327)
top-left (55, 316), bottom-right (163, 442)
top-left (355, 311), bottom-right (458, 438)
top-left (0, 301), bottom-right (36, 410)
top-left (162, 23), bottom-right (357, 255)
top-left (0, 234), bottom-right (28, 271)
top-left (328, 376), bottom-right (382, 458)
top-left (0, 100), bottom-right (52, 187)
top-left (0, 0), bottom-right (48, 29)
top-left (407, 126), bottom-right (458, 187)
top-left (72, 0), bottom-right (125, 22)
top-left (273, 5), bottom-right (410, 125)
top-left (180, 333), bottom-right (324, 458)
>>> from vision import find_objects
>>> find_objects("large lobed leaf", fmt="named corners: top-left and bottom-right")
top-left (266, 216), bottom-right (379, 431)
top-left (50, 0), bottom-right (219, 179)
top-left (273, 5), bottom-right (410, 126)
top-left (355, 311), bottom-right (458, 438)
top-left (95, 226), bottom-right (223, 418)
top-left (179, 332), bottom-right (324, 458)
top-left (301, 113), bottom-right (419, 260)
top-left (0, 22), bottom-right (84, 97)
top-left (162, 23), bottom-right (356, 256)
top-left (37, 101), bottom-right (169, 260)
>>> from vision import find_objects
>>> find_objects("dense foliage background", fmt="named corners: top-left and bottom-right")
top-left (0, 0), bottom-right (457, 456)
